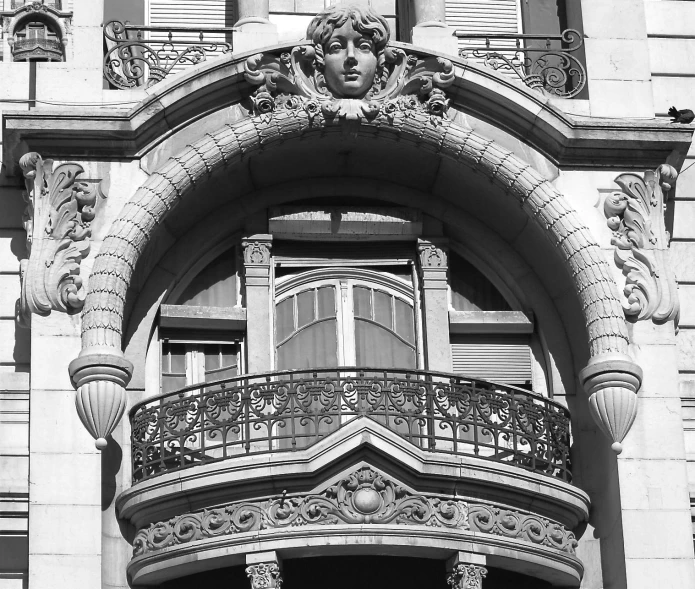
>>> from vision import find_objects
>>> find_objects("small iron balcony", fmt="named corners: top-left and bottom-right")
top-left (103, 21), bottom-right (235, 89)
top-left (11, 37), bottom-right (63, 62)
top-left (454, 29), bottom-right (587, 98)
top-left (130, 368), bottom-right (572, 484)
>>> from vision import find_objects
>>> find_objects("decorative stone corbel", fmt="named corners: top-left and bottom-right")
top-left (604, 164), bottom-right (679, 324)
top-left (579, 353), bottom-right (643, 454)
top-left (16, 152), bottom-right (104, 327)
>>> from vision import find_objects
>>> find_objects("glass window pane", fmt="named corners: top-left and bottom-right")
top-left (373, 291), bottom-right (392, 329)
top-left (317, 286), bottom-right (336, 319)
top-left (353, 287), bottom-right (371, 319)
top-left (394, 299), bottom-right (415, 344)
top-left (164, 342), bottom-right (186, 374)
top-left (297, 290), bottom-right (315, 329)
top-left (162, 375), bottom-right (187, 394)
top-left (277, 320), bottom-right (338, 370)
top-left (355, 320), bottom-right (416, 368)
top-left (276, 298), bottom-right (295, 342)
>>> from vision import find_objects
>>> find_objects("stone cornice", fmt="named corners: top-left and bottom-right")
top-left (2, 41), bottom-right (692, 172)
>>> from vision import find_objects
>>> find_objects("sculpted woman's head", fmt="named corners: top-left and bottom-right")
top-left (306, 5), bottom-right (390, 99)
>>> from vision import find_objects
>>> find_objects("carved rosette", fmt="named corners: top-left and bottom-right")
top-left (132, 467), bottom-right (578, 558)
top-left (604, 164), bottom-right (679, 324)
top-left (244, 45), bottom-right (454, 131)
top-left (246, 563), bottom-right (283, 589)
top-left (446, 564), bottom-right (487, 589)
top-left (17, 152), bottom-right (103, 327)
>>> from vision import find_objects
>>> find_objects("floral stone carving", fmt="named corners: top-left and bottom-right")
top-left (246, 563), bottom-right (283, 589)
top-left (244, 5), bottom-right (454, 132)
top-left (17, 152), bottom-right (104, 326)
top-left (132, 466), bottom-right (578, 557)
top-left (604, 164), bottom-right (679, 323)
top-left (447, 564), bottom-right (487, 589)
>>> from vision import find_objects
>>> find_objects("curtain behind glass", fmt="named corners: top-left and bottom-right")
top-left (275, 286), bottom-right (340, 449)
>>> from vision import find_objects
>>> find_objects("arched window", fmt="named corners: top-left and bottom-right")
top-left (274, 269), bottom-right (417, 370)
top-left (158, 249), bottom-right (243, 393)
top-left (11, 19), bottom-right (64, 62)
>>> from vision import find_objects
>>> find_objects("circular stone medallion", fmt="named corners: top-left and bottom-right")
top-left (353, 488), bottom-right (382, 514)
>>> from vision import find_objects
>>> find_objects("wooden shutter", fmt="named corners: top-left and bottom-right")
top-left (445, 0), bottom-right (522, 57)
top-left (146, 0), bottom-right (234, 74)
top-left (450, 334), bottom-right (531, 385)
top-left (147, 0), bottom-right (233, 28)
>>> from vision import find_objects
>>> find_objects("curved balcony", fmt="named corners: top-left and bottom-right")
top-left (11, 37), bottom-right (63, 62)
top-left (130, 368), bottom-right (571, 484)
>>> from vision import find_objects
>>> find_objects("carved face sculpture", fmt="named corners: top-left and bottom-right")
top-left (323, 20), bottom-right (378, 98)
top-left (307, 6), bottom-right (390, 100)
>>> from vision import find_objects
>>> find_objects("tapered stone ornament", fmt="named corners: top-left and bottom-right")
top-left (580, 353), bottom-right (642, 454)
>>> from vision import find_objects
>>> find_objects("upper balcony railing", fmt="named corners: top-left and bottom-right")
top-left (454, 29), bottom-right (586, 99)
top-left (130, 368), bottom-right (572, 484)
top-left (103, 21), bottom-right (235, 90)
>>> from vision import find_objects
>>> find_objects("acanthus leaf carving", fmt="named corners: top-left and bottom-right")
top-left (243, 6), bottom-right (454, 131)
top-left (17, 152), bottom-right (104, 326)
top-left (604, 164), bottom-right (679, 324)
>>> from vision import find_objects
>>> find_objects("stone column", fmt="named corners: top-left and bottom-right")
top-left (246, 551), bottom-right (283, 589)
top-left (242, 235), bottom-right (273, 374)
top-left (446, 552), bottom-right (487, 589)
top-left (417, 238), bottom-right (452, 373)
top-left (233, 0), bottom-right (278, 53)
top-left (410, 0), bottom-right (458, 55)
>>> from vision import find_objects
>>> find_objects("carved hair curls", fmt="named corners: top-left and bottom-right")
top-left (306, 4), bottom-right (390, 70)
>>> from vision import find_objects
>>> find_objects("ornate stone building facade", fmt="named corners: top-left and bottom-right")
top-left (0, 0), bottom-right (694, 588)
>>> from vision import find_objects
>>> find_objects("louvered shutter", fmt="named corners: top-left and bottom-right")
top-left (445, 0), bottom-right (522, 58)
top-left (146, 0), bottom-right (234, 75)
top-left (451, 334), bottom-right (531, 385)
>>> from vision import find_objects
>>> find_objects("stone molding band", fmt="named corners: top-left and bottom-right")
top-left (132, 467), bottom-right (578, 558)
top-left (69, 94), bottom-right (640, 450)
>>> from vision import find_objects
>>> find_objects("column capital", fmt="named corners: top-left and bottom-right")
top-left (417, 237), bottom-right (448, 269)
top-left (446, 564), bottom-right (487, 589)
top-left (246, 551), bottom-right (283, 589)
top-left (242, 234), bottom-right (273, 266)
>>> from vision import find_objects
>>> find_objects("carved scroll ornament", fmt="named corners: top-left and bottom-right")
top-left (17, 152), bottom-right (103, 326)
top-left (604, 164), bottom-right (679, 324)
top-left (244, 5), bottom-right (454, 131)
top-left (132, 467), bottom-right (578, 557)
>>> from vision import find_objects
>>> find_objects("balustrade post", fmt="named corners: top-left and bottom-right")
top-left (410, 0), bottom-right (458, 55)
top-left (242, 235), bottom-right (273, 373)
top-left (233, 0), bottom-right (278, 53)
top-left (446, 552), bottom-right (488, 589)
top-left (246, 551), bottom-right (283, 589)
top-left (417, 239), bottom-right (453, 373)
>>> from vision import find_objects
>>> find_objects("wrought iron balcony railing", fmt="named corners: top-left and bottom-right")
top-left (130, 368), bottom-right (571, 484)
top-left (454, 29), bottom-right (586, 99)
top-left (103, 21), bottom-right (235, 90)
top-left (11, 37), bottom-right (64, 62)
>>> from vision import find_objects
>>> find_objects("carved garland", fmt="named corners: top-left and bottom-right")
top-left (604, 164), bottom-right (680, 324)
top-left (17, 152), bottom-right (103, 326)
top-left (71, 50), bottom-right (640, 453)
top-left (132, 467), bottom-right (579, 558)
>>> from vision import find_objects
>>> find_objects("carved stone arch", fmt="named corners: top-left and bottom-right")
top-left (69, 107), bottom-right (642, 453)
